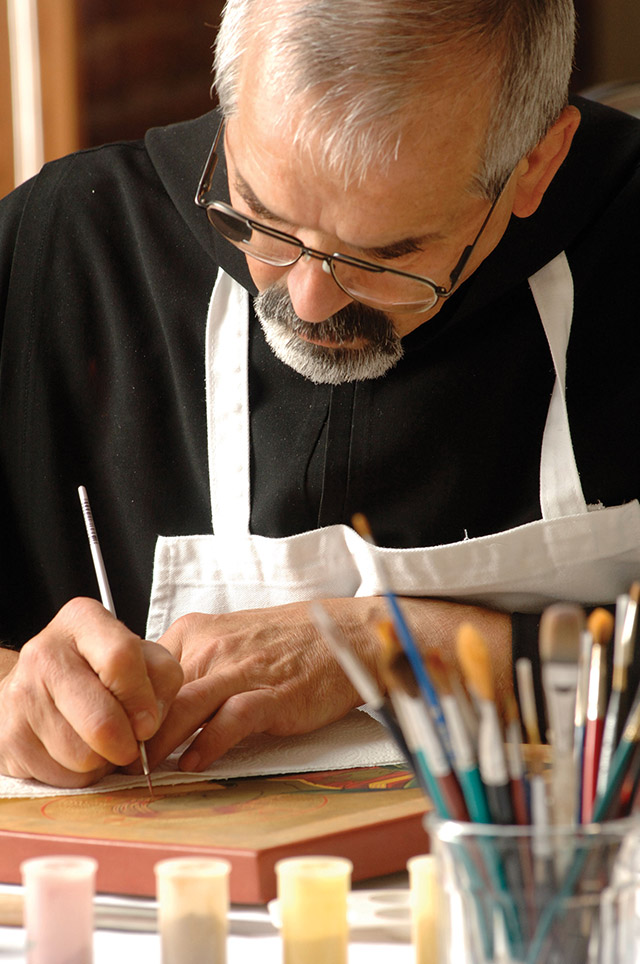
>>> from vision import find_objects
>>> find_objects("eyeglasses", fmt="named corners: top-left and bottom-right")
top-left (195, 118), bottom-right (505, 314)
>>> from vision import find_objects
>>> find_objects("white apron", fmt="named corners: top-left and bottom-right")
top-left (146, 254), bottom-right (640, 639)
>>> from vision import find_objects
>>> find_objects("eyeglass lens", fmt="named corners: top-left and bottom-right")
top-left (208, 207), bottom-right (301, 267)
top-left (207, 205), bottom-right (439, 310)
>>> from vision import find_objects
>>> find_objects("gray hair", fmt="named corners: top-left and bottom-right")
top-left (213, 0), bottom-right (575, 198)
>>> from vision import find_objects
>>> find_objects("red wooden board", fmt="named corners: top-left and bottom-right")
top-left (0, 766), bottom-right (430, 903)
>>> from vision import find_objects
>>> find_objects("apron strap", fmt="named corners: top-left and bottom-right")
top-left (529, 252), bottom-right (588, 519)
top-left (206, 271), bottom-right (252, 535)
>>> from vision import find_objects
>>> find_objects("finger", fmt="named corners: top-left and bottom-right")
top-left (0, 696), bottom-right (115, 787)
top-left (16, 621), bottom-right (139, 768)
top-left (61, 639), bottom-right (184, 765)
top-left (3, 731), bottom-right (114, 787)
top-left (139, 640), bottom-right (184, 716)
top-left (41, 659), bottom-right (143, 767)
top-left (133, 677), bottom-right (220, 771)
top-left (59, 598), bottom-right (165, 741)
top-left (178, 689), bottom-right (279, 772)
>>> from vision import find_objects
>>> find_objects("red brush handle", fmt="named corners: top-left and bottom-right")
top-left (582, 717), bottom-right (604, 823)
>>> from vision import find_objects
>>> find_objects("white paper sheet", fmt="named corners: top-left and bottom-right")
top-left (0, 707), bottom-right (405, 799)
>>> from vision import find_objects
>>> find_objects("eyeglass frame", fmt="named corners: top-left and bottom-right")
top-left (195, 117), bottom-right (507, 313)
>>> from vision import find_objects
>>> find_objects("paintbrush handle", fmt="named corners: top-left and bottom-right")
top-left (593, 736), bottom-right (635, 822)
top-left (616, 684), bottom-right (633, 746)
top-left (573, 722), bottom-right (585, 823)
top-left (551, 749), bottom-right (576, 827)
top-left (384, 594), bottom-right (450, 745)
top-left (457, 766), bottom-right (491, 824)
top-left (616, 741), bottom-right (640, 817)
top-left (594, 689), bottom-right (640, 820)
top-left (582, 717), bottom-right (604, 823)
top-left (597, 688), bottom-right (621, 799)
top-left (505, 744), bottom-right (529, 826)
top-left (485, 780), bottom-right (515, 825)
top-left (477, 703), bottom-right (513, 824)
top-left (378, 702), bottom-right (419, 775)
top-left (441, 695), bottom-right (490, 822)
top-left (78, 486), bottom-right (153, 794)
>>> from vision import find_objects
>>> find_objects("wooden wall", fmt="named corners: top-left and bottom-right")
top-left (574, 0), bottom-right (640, 91)
top-left (0, 2), bottom-right (13, 196)
top-left (1, 0), bottom-right (222, 197)
top-left (74, 0), bottom-right (222, 147)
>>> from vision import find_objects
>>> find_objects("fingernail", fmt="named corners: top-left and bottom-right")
top-left (134, 709), bottom-right (157, 740)
top-left (180, 750), bottom-right (201, 772)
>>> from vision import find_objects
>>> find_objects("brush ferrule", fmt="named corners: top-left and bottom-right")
top-left (477, 701), bottom-right (508, 786)
top-left (441, 696), bottom-right (474, 771)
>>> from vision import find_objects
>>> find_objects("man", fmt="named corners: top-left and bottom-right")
top-left (1, 0), bottom-right (639, 787)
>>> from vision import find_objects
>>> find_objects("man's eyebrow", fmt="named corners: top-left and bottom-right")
top-left (234, 171), bottom-right (445, 259)
top-left (233, 174), bottom-right (281, 221)
top-left (359, 233), bottom-right (444, 260)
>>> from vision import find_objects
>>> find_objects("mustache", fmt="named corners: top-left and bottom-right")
top-left (255, 284), bottom-right (398, 347)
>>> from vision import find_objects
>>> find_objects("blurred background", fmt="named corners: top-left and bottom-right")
top-left (1, 0), bottom-right (639, 199)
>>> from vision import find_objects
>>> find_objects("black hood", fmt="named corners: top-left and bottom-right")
top-left (145, 108), bottom-right (256, 294)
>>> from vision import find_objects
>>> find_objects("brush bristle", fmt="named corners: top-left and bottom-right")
top-left (425, 652), bottom-right (453, 696)
top-left (503, 689), bottom-right (520, 727)
top-left (376, 618), bottom-right (399, 657)
top-left (375, 619), bottom-right (419, 698)
top-left (539, 603), bottom-right (584, 663)
top-left (587, 607), bottom-right (615, 647)
top-left (351, 513), bottom-right (373, 542)
top-left (456, 622), bottom-right (494, 702)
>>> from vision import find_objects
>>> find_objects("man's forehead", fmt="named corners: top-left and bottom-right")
top-left (229, 162), bottom-right (448, 259)
top-left (225, 100), bottom-right (487, 244)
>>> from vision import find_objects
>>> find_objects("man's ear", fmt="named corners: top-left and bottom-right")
top-left (511, 105), bottom-right (581, 218)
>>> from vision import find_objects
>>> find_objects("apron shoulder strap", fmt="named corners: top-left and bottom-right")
top-left (529, 252), bottom-right (588, 519)
top-left (205, 271), bottom-right (252, 534)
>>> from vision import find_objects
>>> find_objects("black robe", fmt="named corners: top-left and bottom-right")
top-left (1, 98), bottom-right (640, 715)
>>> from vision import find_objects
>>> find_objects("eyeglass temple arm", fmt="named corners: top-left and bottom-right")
top-left (195, 119), bottom-right (225, 207)
top-left (447, 243), bottom-right (474, 290)
top-left (446, 187), bottom-right (502, 291)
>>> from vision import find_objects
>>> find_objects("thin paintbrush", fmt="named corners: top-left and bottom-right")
top-left (539, 603), bottom-right (584, 826)
top-left (515, 657), bottom-right (541, 746)
top-left (455, 626), bottom-right (527, 959)
top-left (351, 513), bottom-right (452, 761)
top-left (614, 742), bottom-right (640, 818)
top-left (450, 665), bottom-right (479, 747)
top-left (573, 627), bottom-right (593, 823)
top-left (457, 623), bottom-right (513, 824)
top-left (581, 608), bottom-right (614, 823)
top-left (308, 602), bottom-right (415, 773)
top-left (426, 652), bottom-right (491, 823)
top-left (377, 619), bottom-right (469, 821)
top-left (616, 584), bottom-right (640, 740)
top-left (515, 657), bottom-right (552, 886)
top-left (594, 685), bottom-right (640, 822)
top-left (612, 586), bottom-right (639, 740)
top-left (597, 592), bottom-right (634, 798)
top-left (503, 690), bottom-right (530, 825)
top-left (78, 486), bottom-right (154, 796)
top-left (594, 600), bottom-right (640, 821)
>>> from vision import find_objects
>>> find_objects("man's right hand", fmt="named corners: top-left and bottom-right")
top-left (0, 597), bottom-right (184, 787)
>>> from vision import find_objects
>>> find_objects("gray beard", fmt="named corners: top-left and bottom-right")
top-left (253, 285), bottom-right (404, 385)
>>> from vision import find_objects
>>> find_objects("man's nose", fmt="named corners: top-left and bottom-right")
top-left (285, 254), bottom-right (354, 323)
